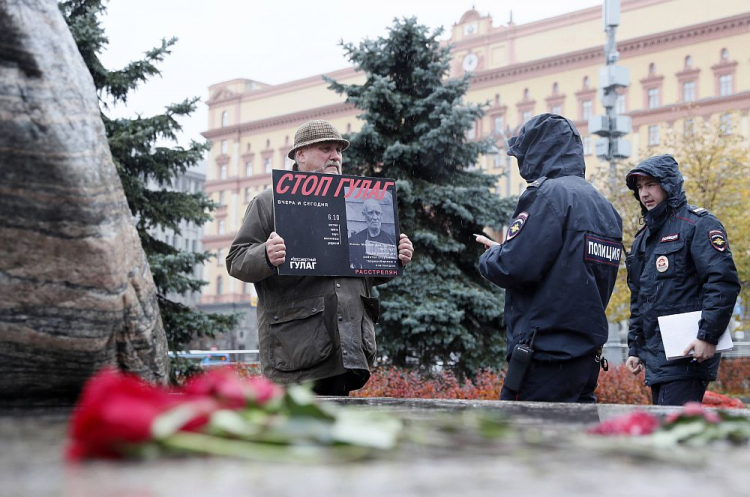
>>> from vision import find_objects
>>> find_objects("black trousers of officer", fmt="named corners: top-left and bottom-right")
top-left (650, 379), bottom-right (709, 406)
top-left (501, 354), bottom-right (601, 403)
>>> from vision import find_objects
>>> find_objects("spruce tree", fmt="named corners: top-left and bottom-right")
top-left (327, 18), bottom-right (516, 377)
top-left (60, 0), bottom-right (236, 377)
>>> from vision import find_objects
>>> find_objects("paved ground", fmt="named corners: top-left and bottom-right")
top-left (2, 399), bottom-right (750, 497)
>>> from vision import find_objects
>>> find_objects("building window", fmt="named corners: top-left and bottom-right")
top-left (467, 121), bottom-right (476, 140)
top-left (616, 94), bottom-right (626, 114)
top-left (221, 140), bottom-right (228, 155)
top-left (647, 88), bottom-right (659, 109)
top-left (494, 116), bottom-right (504, 132)
top-left (284, 156), bottom-right (293, 170)
top-left (551, 104), bottom-right (562, 115)
top-left (684, 119), bottom-right (695, 137)
top-left (221, 111), bottom-right (229, 127)
top-left (522, 110), bottom-right (532, 123)
top-left (583, 76), bottom-right (590, 88)
top-left (683, 81), bottom-right (695, 102)
top-left (721, 48), bottom-right (729, 61)
top-left (192, 240), bottom-right (198, 252)
top-left (581, 100), bottom-right (592, 120)
top-left (264, 157), bottom-right (272, 173)
top-left (346, 123), bottom-right (352, 133)
top-left (719, 74), bottom-right (732, 97)
top-left (266, 139), bottom-right (271, 149)
top-left (583, 136), bottom-right (592, 156)
top-left (245, 187), bottom-right (252, 203)
top-left (245, 161), bottom-right (253, 176)
top-left (217, 249), bottom-right (224, 266)
top-left (648, 125), bottom-right (659, 146)
top-left (495, 94), bottom-right (501, 106)
top-left (720, 113), bottom-right (732, 135)
top-left (552, 82), bottom-right (559, 94)
top-left (523, 88), bottom-right (530, 99)
top-left (218, 220), bottom-right (225, 235)
top-left (685, 55), bottom-right (693, 68)
top-left (219, 164), bottom-right (227, 180)
top-left (218, 191), bottom-right (225, 206)
top-left (216, 276), bottom-right (223, 296)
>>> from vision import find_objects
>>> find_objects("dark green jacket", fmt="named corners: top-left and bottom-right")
top-left (226, 188), bottom-right (386, 387)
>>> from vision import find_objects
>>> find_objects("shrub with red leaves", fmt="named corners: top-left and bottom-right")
top-left (712, 358), bottom-right (750, 395)
top-left (350, 367), bottom-right (503, 400)
top-left (594, 364), bottom-right (651, 405)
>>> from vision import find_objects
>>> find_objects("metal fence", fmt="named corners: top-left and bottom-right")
top-left (177, 344), bottom-right (750, 369)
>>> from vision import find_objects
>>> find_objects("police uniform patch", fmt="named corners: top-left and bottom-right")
top-left (708, 229), bottom-right (728, 252)
top-left (584, 235), bottom-right (623, 267)
top-left (660, 233), bottom-right (679, 243)
top-left (656, 255), bottom-right (669, 272)
top-left (505, 212), bottom-right (529, 241)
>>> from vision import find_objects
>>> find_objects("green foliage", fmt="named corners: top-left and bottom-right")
top-left (327, 18), bottom-right (517, 377)
top-left (59, 0), bottom-right (237, 376)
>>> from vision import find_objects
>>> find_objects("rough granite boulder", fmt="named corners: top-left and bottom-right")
top-left (0, 0), bottom-right (169, 402)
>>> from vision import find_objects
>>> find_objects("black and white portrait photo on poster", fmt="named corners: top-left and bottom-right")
top-left (345, 191), bottom-right (398, 269)
top-left (272, 170), bottom-right (402, 277)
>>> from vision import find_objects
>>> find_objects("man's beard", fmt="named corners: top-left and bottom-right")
top-left (314, 160), bottom-right (341, 174)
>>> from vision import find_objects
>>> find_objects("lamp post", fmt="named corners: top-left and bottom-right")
top-left (590, 0), bottom-right (631, 193)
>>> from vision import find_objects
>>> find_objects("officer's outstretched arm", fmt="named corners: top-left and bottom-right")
top-left (479, 190), bottom-right (563, 289)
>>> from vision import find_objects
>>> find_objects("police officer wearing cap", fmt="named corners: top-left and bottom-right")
top-left (476, 114), bottom-right (623, 402)
top-left (624, 154), bottom-right (740, 405)
top-left (226, 120), bottom-right (414, 396)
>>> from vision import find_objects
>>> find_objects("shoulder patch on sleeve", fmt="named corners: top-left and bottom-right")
top-left (708, 229), bottom-right (728, 252)
top-left (584, 235), bottom-right (623, 267)
top-left (505, 212), bottom-right (529, 241)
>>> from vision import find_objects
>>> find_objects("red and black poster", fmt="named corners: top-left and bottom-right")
top-left (272, 170), bottom-right (402, 277)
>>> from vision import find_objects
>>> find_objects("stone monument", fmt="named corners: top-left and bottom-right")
top-left (0, 0), bottom-right (169, 403)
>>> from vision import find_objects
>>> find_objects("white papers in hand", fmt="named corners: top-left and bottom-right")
top-left (658, 310), bottom-right (733, 360)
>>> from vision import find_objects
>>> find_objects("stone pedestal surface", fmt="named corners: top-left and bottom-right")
top-left (0, 0), bottom-right (169, 402)
top-left (2, 398), bottom-right (749, 497)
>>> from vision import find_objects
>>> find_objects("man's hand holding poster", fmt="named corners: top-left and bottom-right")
top-left (272, 170), bottom-right (402, 277)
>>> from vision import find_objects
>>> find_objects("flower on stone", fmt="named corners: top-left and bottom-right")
top-left (66, 368), bottom-right (179, 460)
top-left (665, 402), bottom-right (722, 425)
top-left (588, 411), bottom-right (661, 436)
top-left (183, 367), bottom-right (283, 408)
top-left (66, 368), bottom-right (220, 460)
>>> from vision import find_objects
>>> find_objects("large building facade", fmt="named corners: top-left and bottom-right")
top-left (200, 0), bottom-right (750, 346)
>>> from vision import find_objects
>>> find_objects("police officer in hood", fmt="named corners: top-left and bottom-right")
top-left (476, 114), bottom-right (622, 402)
top-left (624, 154), bottom-right (739, 405)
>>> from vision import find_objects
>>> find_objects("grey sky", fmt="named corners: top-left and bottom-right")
top-left (99, 0), bottom-right (603, 152)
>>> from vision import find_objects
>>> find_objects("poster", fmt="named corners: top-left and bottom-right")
top-left (272, 170), bottom-right (402, 277)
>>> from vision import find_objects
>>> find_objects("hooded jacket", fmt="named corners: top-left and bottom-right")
top-left (625, 154), bottom-right (740, 385)
top-left (480, 114), bottom-right (623, 361)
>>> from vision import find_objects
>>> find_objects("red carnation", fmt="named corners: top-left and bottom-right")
top-left (588, 411), bottom-right (660, 436)
top-left (665, 401), bottom-right (721, 424)
top-left (183, 367), bottom-right (283, 407)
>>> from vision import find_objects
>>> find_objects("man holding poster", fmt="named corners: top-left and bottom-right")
top-left (226, 120), bottom-right (414, 396)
